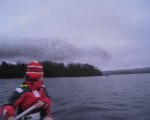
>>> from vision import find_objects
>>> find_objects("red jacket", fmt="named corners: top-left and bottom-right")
top-left (1, 80), bottom-right (52, 119)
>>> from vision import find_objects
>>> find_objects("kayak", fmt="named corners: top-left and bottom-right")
top-left (16, 112), bottom-right (53, 120)
top-left (15, 105), bottom-right (53, 120)
top-left (15, 105), bottom-right (36, 120)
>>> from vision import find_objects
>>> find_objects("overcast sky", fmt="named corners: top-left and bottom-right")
top-left (0, 0), bottom-right (150, 70)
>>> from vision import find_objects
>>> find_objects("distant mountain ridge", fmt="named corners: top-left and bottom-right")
top-left (102, 67), bottom-right (150, 76)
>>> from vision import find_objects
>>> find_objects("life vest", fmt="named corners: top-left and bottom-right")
top-left (1, 80), bottom-right (51, 120)
top-left (8, 81), bottom-right (51, 116)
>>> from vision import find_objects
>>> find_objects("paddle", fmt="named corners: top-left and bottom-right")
top-left (15, 105), bottom-right (36, 120)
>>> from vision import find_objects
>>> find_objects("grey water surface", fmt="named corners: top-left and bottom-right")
top-left (0, 74), bottom-right (150, 120)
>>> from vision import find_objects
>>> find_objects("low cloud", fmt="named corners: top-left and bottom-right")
top-left (0, 37), bottom-right (110, 64)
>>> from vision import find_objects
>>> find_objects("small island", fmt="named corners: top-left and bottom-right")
top-left (0, 61), bottom-right (102, 78)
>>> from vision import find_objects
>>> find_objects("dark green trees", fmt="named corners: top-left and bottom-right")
top-left (0, 61), bottom-right (26, 78)
top-left (0, 61), bottom-right (102, 78)
top-left (66, 63), bottom-right (101, 77)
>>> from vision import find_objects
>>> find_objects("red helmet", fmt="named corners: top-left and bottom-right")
top-left (26, 61), bottom-right (43, 80)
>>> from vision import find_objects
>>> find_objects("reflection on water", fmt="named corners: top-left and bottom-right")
top-left (0, 74), bottom-right (150, 120)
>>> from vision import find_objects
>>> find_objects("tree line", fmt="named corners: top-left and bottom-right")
top-left (0, 61), bottom-right (102, 78)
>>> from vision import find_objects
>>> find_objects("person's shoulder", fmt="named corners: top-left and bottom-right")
top-left (15, 87), bottom-right (24, 93)
top-left (15, 84), bottom-right (30, 94)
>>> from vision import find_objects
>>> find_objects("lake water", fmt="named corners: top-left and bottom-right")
top-left (0, 74), bottom-right (150, 120)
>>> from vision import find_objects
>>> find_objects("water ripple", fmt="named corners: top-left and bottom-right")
top-left (1, 75), bottom-right (150, 120)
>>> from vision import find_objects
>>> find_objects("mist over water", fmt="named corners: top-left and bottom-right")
top-left (0, 37), bottom-right (110, 65)
top-left (0, 74), bottom-right (150, 120)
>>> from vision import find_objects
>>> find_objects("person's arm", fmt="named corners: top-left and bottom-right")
top-left (41, 87), bottom-right (52, 108)
top-left (37, 87), bottom-right (52, 119)
top-left (0, 88), bottom-right (24, 119)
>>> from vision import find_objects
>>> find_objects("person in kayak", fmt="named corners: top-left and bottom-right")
top-left (0, 61), bottom-right (53, 120)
